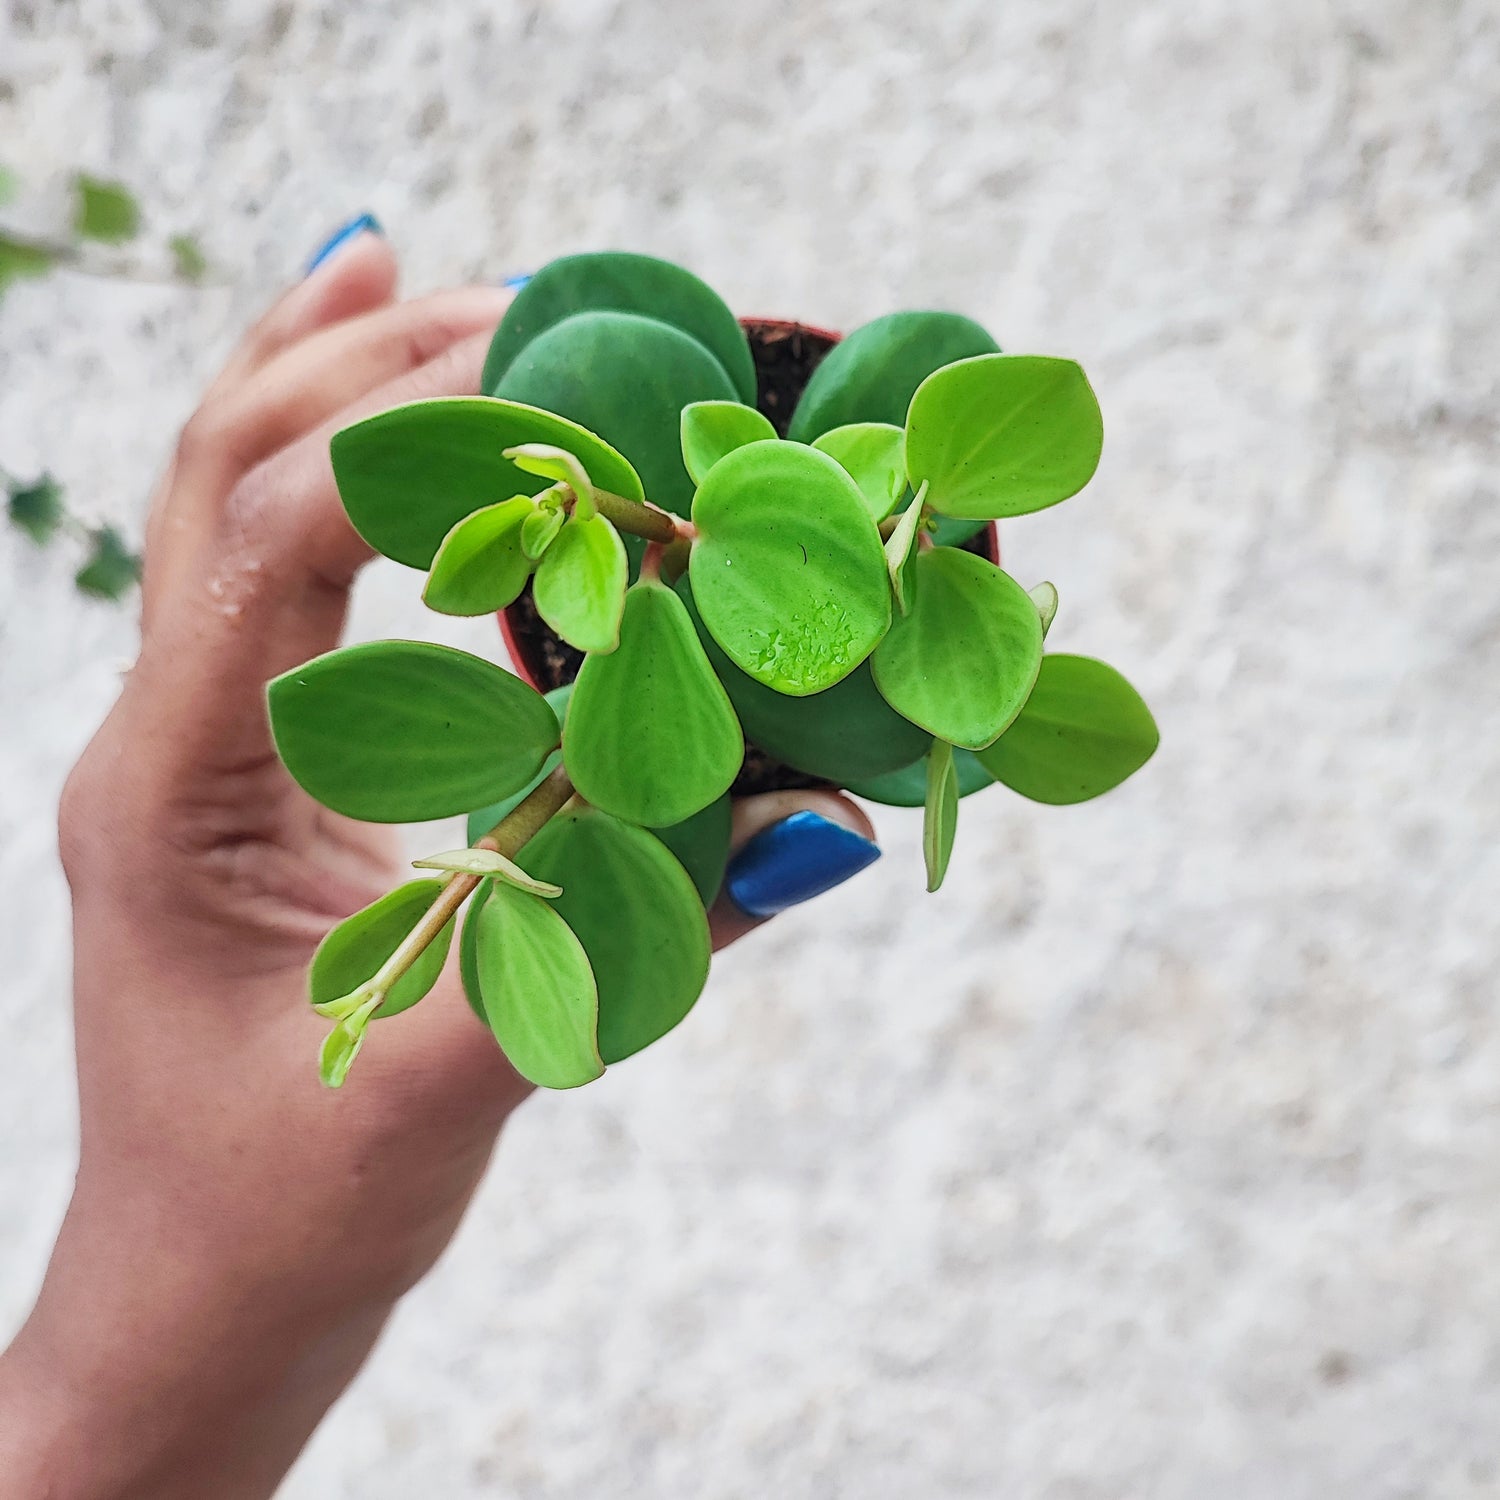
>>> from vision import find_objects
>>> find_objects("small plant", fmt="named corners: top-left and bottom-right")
top-left (266, 253), bottom-right (1159, 1089)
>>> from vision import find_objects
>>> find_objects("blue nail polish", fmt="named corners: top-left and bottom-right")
top-left (724, 811), bottom-right (881, 919)
top-left (305, 213), bottom-right (383, 275)
top-left (501, 272), bottom-right (533, 290)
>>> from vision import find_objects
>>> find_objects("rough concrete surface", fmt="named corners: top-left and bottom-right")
top-left (2, 2), bottom-right (1498, 1495)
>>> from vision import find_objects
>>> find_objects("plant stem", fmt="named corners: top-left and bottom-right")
top-left (480, 763), bottom-right (575, 854)
top-left (591, 488), bottom-right (687, 546)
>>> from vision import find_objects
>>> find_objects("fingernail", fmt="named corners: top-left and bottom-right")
top-left (724, 810), bottom-right (881, 919)
top-left (501, 272), bottom-right (533, 290)
top-left (305, 212), bottom-right (383, 275)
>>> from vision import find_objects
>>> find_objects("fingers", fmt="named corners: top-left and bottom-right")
top-left (709, 791), bottom-right (880, 948)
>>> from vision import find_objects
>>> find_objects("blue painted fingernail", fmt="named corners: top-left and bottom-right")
top-left (724, 811), bottom-right (881, 919)
top-left (305, 213), bottom-right (382, 275)
top-left (501, 272), bottom-right (532, 290)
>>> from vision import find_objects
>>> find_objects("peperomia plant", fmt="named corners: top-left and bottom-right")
top-left (266, 252), bottom-right (1158, 1090)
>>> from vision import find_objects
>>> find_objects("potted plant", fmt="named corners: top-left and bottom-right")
top-left (266, 252), bottom-right (1158, 1090)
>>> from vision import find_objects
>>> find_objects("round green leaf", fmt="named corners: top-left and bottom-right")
top-left (923, 741), bottom-right (960, 893)
top-left (975, 654), bottom-right (1158, 804)
top-left (521, 504), bottom-right (564, 560)
top-left (689, 441), bottom-right (891, 696)
top-left (474, 882), bottom-right (603, 1089)
top-left (519, 807), bottom-right (711, 1062)
top-left (330, 396), bottom-right (642, 569)
top-left (309, 879), bottom-right (455, 1020)
top-left (844, 747), bottom-right (995, 807)
top-left (482, 251), bottom-right (757, 405)
top-left (680, 401), bottom-right (777, 486)
top-left (268, 640), bottom-right (559, 822)
top-left (532, 513), bottom-right (628, 654)
top-left (564, 580), bottom-right (742, 826)
top-left (678, 574), bottom-right (929, 782)
top-left (422, 496), bottom-right (534, 617)
top-left (871, 547), bottom-right (1042, 750)
top-left (905, 354), bottom-right (1103, 520)
top-left (493, 311), bottom-right (738, 520)
top-left (787, 310), bottom-right (1000, 442)
top-left (466, 686), bottom-right (571, 844)
top-left (810, 423), bottom-right (907, 521)
top-left (651, 793), bottom-right (732, 907)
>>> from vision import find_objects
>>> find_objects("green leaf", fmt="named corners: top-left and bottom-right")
top-left (413, 848), bottom-right (561, 897)
top-left (7, 475), bottom-right (64, 545)
top-left (883, 480), bottom-right (926, 613)
top-left (268, 640), bottom-right (559, 823)
top-left (788, 310), bottom-right (999, 442)
top-left (72, 174), bottom-right (140, 243)
top-left (923, 741), bottom-right (960, 892)
top-left (0, 232), bottom-right (56, 297)
top-left (74, 527), bottom-right (141, 601)
top-left (844, 747), bottom-right (994, 807)
top-left (532, 513), bottom-right (628, 654)
top-left (811, 423), bottom-right (907, 522)
top-left (975, 654), bottom-right (1158, 804)
top-left (330, 396), bottom-right (642, 569)
top-left (905, 354), bottom-right (1103, 520)
top-left (309, 879), bottom-right (455, 1020)
top-left (651, 793), bottom-right (732, 907)
top-left (689, 440), bottom-right (891, 696)
top-left (871, 546), bottom-right (1042, 750)
top-left (678, 573), bottom-right (930, 782)
top-left (564, 580), bottom-right (742, 826)
top-left (422, 496), bottom-right (534, 616)
top-left (168, 233), bottom-right (208, 282)
top-left (474, 883), bottom-right (603, 1089)
top-left (459, 882), bottom-right (490, 1022)
top-left (465, 685), bottom-right (572, 843)
top-left (519, 807), bottom-right (711, 1062)
top-left (1030, 580), bottom-right (1059, 638)
top-left (483, 251), bottom-right (757, 405)
top-left (520, 503), bottom-right (564, 560)
top-left (680, 400), bottom-right (776, 486)
top-left (493, 310), bottom-right (738, 520)
top-left (503, 443), bottom-right (596, 516)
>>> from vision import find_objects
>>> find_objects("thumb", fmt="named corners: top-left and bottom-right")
top-left (709, 791), bottom-right (881, 948)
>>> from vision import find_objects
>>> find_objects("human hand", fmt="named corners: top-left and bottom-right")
top-left (0, 222), bottom-right (879, 1500)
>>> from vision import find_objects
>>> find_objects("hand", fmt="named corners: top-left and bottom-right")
top-left (0, 225), bottom-right (879, 1500)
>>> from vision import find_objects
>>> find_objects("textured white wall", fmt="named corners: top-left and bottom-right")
top-left (2, 2), bottom-right (1498, 1495)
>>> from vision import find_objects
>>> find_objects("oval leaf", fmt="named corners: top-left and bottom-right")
top-left (474, 883), bottom-right (602, 1089)
top-left (413, 848), bottom-right (562, 898)
top-left (494, 311), bottom-right (738, 520)
top-left (532, 513), bottom-right (628, 654)
top-left (905, 354), bottom-right (1103, 520)
top-left (423, 496), bottom-right (534, 616)
top-left (788, 310), bottom-right (1000, 442)
top-left (331, 396), bottom-right (642, 569)
top-left (845, 747), bottom-right (994, 807)
top-left (871, 547), bottom-right (1043, 750)
top-left (309, 879), bottom-right (455, 1019)
top-left (482, 251), bottom-right (757, 405)
top-left (466, 685), bottom-right (572, 843)
top-left (268, 640), bottom-right (559, 822)
top-left (650, 793), bottom-right (732, 907)
top-left (690, 441), bottom-right (891, 696)
top-left (565, 581), bottom-right (742, 826)
top-left (680, 401), bottom-right (777, 486)
top-left (519, 807), bottom-right (712, 1062)
top-left (975, 654), bottom-right (1158, 804)
top-left (923, 741), bottom-right (960, 893)
top-left (811, 423), bottom-right (908, 522)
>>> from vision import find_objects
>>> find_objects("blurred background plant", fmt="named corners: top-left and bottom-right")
top-left (1, 163), bottom-right (207, 601)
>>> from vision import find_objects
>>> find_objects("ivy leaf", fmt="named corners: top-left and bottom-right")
top-left (689, 440), bottom-right (891, 696)
top-left (308, 879), bottom-right (455, 1019)
top-left (871, 546), bottom-right (1042, 750)
top-left (905, 354), bottom-right (1103, 520)
top-left (923, 740), bottom-right (959, 892)
top-left (680, 400), bottom-right (776, 486)
top-left (473, 882), bottom-right (603, 1089)
top-left (72, 174), bottom-right (140, 244)
top-left (7, 474), bottom-right (64, 545)
top-left (74, 527), bottom-right (141, 600)
top-left (564, 579), bottom-right (742, 827)
top-left (168, 233), bottom-right (208, 282)
top-left (975, 654), bottom-right (1158, 804)
top-left (0, 232), bottom-right (59, 298)
top-left (422, 496), bottom-right (534, 616)
top-left (1029, 580), bottom-right (1059, 638)
top-left (532, 513), bottom-right (628, 654)
top-left (810, 423), bottom-right (907, 522)
top-left (267, 640), bottom-right (559, 822)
